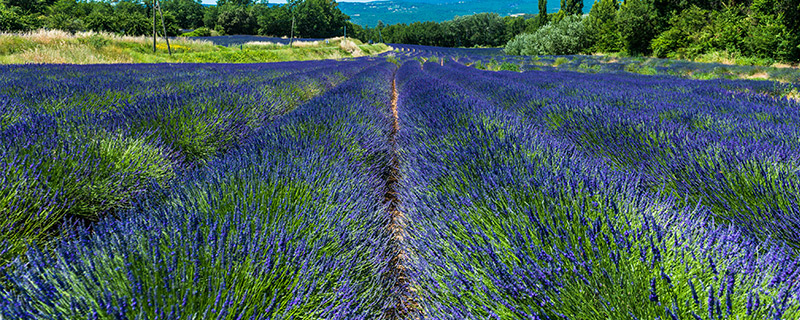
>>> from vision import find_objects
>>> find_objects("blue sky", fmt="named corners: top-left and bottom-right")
top-left (200, 0), bottom-right (375, 3)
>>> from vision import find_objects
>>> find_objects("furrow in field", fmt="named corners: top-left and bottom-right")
top-left (383, 68), bottom-right (420, 319)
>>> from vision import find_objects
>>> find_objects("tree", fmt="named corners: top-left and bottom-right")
top-left (561, 0), bottom-right (583, 15)
top-left (4, 0), bottom-right (56, 14)
top-left (256, 4), bottom-right (291, 36)
top-left (588, 0), bottom-right (621, 52)
top-left (445, 13), bottom-right (506, 47)
top-left (161, 0), bottom-right (204, 29)
top-left (617, 0), bottom-right (659, 54)
top-left (202, 4), bottom-right (219, 29)
top-left (217, 0), bottom-right (255, 6)
top-left (504, 16), bottom-right (527, 42)
top-left (292, 0), bottom-right (348, 38)
top-left (650, 5), bottom-right (711, 58)
top-left (85, 3), bottom-right (118, 32)
top-left (217, 5), bottom-right (255, 35)
top-left (538, 0), bottom-right (548, 26)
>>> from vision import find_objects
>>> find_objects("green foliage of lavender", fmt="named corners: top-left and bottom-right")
top-left (392, 59), bottom-right (800, 318)
top-left (0, 60), bottom-right (368, 267)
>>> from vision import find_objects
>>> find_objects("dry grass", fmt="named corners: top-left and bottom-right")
top-left (0, 30), bottom-right (389, 64)
top-left (744, 72), bottom-right (770, 80)
top-left (788, 90), bottom-right (799, 103)
top-left (338, 39), bottom-right (363, 57)
top-left (6, 45), bottom-right (129, 64)
top-left (1, 29), bottom-right (213, 49)
top-left (292, 40), bottom-right (321, 47)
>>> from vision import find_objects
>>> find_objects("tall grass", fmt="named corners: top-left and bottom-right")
top-left (0, 30), bottom-right (389, 64)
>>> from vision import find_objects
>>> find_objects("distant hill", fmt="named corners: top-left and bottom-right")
top-left (339, 0), bottom-right (595, 27)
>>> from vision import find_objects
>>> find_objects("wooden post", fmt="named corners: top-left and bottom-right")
top-left (152, 0), bottom-right (156, 53)
top-left (156, 0), bottom-right (171, 55)
top-left (290, 16), bottom-right (295, 47)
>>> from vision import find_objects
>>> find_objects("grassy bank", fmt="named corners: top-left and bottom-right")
top-left (0, 30), bottom-right (390, 64)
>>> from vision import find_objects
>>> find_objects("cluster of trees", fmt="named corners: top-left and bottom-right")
top-left (2, 0), bottom-right (797, 63)
top-left (203, 0), bottom-right (349, 37)
top-left (347, 0), bottom-right (589, 48)
top-left (0, 0), bottom-right (178, 35)
top-left (0, 0), bottom-right (350, 39)
top-left (506, 0), bottom-right (800, 63)
top-left (348, 13), bottom-right (528, 48)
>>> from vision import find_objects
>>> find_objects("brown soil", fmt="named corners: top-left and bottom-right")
top-left (382, 71), bottom-right (420, 319)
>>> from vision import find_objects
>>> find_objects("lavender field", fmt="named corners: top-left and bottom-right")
top-left (2, 49), bottom-right (800, 319)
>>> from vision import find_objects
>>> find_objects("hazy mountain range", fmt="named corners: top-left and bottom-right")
top-left (338, 0), bottom-right (594, 26)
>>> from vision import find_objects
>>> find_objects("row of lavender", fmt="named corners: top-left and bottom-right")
top-left (387, 44), bottom-right (800, 86)
top-left (395, 59), bottom-right (800, 318)
top-left (431, 61), bottom-right (800, 248)
top-left (0, 60), bottom-right (375, 269)
top-left (1, 61), bottom-right (401, 318)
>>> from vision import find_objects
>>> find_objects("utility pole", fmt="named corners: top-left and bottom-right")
top-left (156, 0), bottom-right (172, 55)
top-left (152, 0), bottom-right (156, 53)
top-left (152, 0), bottom-right (172, 55)
top-left (290, 16), bottom-right (295, 47)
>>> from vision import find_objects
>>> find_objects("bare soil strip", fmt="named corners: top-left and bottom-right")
top-left (383, 69), bottom-right (419, 319)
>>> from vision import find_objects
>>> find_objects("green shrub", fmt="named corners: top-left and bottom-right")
top-left (505, 15), bottom-right (590, 55)
top-left (553, 57), bottom-right (569, 66)
top-left (498, 62), bottom-right (520, 71)
top-left (77, 33), bottom-right (110, 49)
top-left (182, 27), bottom-right (212, 37)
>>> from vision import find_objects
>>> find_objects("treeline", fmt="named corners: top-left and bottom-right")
top-left (0, 0), bottom-right (350, 38)
top-left (347, 0), bottom-right (799, 63)
top-left (506, 0), bottom-right (800, 63)
top-left (346, 0), bottom-right (585, 47)
top-left (348, 13), bottom-right (531, 48)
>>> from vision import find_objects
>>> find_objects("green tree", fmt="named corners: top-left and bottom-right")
top-left (504, 16), bottom-right (527, 42)
top-left (618, 0), bottom-right (659, 54)
top-left (4, 0), bottom-right (56, 14)
top-left (292, 0), bottom-right (348, 38)
top-left (538, 0), bottom-right (548, 26)
top-left (256, 4), bottom-right (291, 36)
top-left (85, 3), bottom-right (118, 32)
top-left (161, 0), bottom-right (204, 29)
top-left (0, 3), bottom-right (27, 31)
top-left (445, 13), bottom-right (506, 47)
top-left (561, 0), bottom-right (583, 15)
top-left (217, 0), bottom-right (255, 6)
top-left (650, 5), bottom-right (711, 58)
top-left (217, 5), bottom-right (255, 34)
top-left (587, 0), bottom-right (621, 52)
top-left (202, 4), bottom-right (219, 29)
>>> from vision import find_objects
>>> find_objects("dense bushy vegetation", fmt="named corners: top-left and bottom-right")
top-left (0, 0), bottom-right (350, 38)
top-left (506, 0), bottom-right (800, 63)
top-left (504, 15), bottom-right (590, 56)
top-left (3, 0), bottom-right (797, 63)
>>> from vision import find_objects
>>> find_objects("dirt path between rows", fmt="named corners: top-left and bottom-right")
top-left (383, 69), bottom-right (420, 319)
